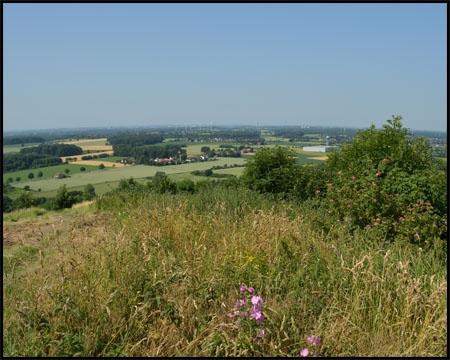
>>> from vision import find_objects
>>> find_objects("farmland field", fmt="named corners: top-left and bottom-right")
top-left (2, 143), bottom-right (41, 154)
top-left (4, 137), bottom-right (326, 198)
top-left (3, 163), bottom-right (99, 184)
top-left (13, 158), bottom-right (248, 192)
top-left (61, 138), bottom-right (109, 146)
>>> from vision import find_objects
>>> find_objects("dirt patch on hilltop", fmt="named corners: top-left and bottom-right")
top-left (3, 210), bottom-right (113, 250)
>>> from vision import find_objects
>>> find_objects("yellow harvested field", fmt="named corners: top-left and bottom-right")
top-left (78, 145), bottom-right (113, 151)
top-left (68, 160), bottom-right (126, 168)
top-left (308, 156), bottom-right (328, 161)
top-left (62, 138), bottom-right (108, 145)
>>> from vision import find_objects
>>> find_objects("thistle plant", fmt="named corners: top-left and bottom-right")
top-left (229, 286), bottom-right (266, 346)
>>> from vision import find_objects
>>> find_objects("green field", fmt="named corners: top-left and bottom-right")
top-left (4, 139), bottom-right (326, 198)
top-left (90, 156), bottom-right (123, 163)
top-left (5, 150), bottom-right (325, 195)
top-left (11, 158), bottom-right (248, 192)
top-left (2, 143), bottom-right (40, 154)
top-left (3, 163), bottom-right (100, 184)
top-left (182, 142), bottom-right (243, 155)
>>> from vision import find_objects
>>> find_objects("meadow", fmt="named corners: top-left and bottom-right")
top-left (11, 159), bottom-right (247, 193)
top-left (2, 127), bottom-right (447, 357)
top-left (3, 186), bottom-right (447, 357)
top-left (4, 138), bottom-right (326, 198)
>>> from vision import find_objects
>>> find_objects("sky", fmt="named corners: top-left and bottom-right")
top-left (3, 3), bottom-right (447, 132)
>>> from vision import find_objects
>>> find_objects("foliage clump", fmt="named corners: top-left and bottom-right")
top-left (240, 116), bottom-right (447, 246)
top-left (323, 116), bottom-right (447, 245)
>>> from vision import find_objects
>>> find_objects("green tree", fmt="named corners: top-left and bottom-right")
top-left (83, 184), bottom-right (96, 201)
top-left (177, 178), bottom-right (195, 193)
top-left (153, 172), bottom-right (176, 194)
top-left (3, 195), bottom-right (13, 212)
top-left (117, 177), bottom-right (141, 193)
top-left (53, 184), bottom-right (74, 210)
top-left (204, 169), bottom-right (213, 177)
top-left (326, 115), bottom-right (433, 178)
top-left (15, 177), bottom-right (21, 182)
top-left (241, 146), bottom-right (299, 195)
top-left (80, 167), bottom-right (86, 172)
top-left (37, 170), bottom-right (43, 178)
top-left (28, 172), bottom-right (34, 179)
top-left (65, 168), bottom-right (70, 174)
top-left (98, 164), bottom-right (105, 170)
top-left (12, 191), bottom-right (34, 210)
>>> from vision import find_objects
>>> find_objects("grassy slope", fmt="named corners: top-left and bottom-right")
top-left (3, 187), bottom-right (447, 357)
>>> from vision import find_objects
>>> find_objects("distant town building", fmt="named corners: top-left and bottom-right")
top-left (303, 146), bottom-right (340, 153)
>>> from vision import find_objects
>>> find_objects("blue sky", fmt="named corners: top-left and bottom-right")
top-left (3, 3), bottom-right (447, 132)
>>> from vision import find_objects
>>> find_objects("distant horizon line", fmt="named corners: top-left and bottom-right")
top-left (3, 123), bottom-right (447, 135)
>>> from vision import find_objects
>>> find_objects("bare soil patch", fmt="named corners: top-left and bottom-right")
top-left (308, 156), bottom-right (328, 161)
top-left (3, 210), bottom-right (112, 250)
top-left (68, 160), bottom-right (126, 167)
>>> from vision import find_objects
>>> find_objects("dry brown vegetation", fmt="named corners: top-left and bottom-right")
top-left (3, 188), bottom-right (447, 357)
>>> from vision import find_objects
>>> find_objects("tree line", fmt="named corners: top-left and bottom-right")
top-left (3, 183), bottom-right (96, 213)
top-left (3, 144), bottom-right (83, 173)
top-left (107, 133), bottom-right (165, 147)
top-left (3, 135), bottom-right (46, 145)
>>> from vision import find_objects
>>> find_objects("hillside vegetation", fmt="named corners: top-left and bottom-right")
top-left (3, 117), bottom-right (447, 356)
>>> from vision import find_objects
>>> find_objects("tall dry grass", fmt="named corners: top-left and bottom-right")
top-left (3, 186), bottom-right (447, 356)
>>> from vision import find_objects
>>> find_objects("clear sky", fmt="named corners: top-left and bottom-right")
top-left (3, 3), bottom-right (447, 132)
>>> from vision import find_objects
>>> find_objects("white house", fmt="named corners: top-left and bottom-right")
top-left (303, 146), bottom-right (340, 153)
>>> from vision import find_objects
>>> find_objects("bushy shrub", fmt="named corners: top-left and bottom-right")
top-left (53, 184), bottom-right (75, 210)
top-left (12, 191), bottom-right (34, 210)
top-left (323, 116), bottom-right (447, 244)
top-left (241, 146), bottom-right (299, 195)
top-left (177, 178), bottom-right (195, 194)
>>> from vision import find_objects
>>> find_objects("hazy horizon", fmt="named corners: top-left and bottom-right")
top-left (3, 3), bottom-right (447, 133)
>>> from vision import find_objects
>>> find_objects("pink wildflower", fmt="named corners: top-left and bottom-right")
top-left (257, 328), bottom-right (266, 337)
top-left (307, 336), bottom-right (321, 347)
top-left (249, 308), bottom-right (264, 324)
top-left (301, 348), bottom-right (309, 357)
top-left (251, 296), bottom-right (264, 305)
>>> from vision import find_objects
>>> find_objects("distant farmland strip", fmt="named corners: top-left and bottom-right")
top-left (15, 158), bottom-right (248, 192)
